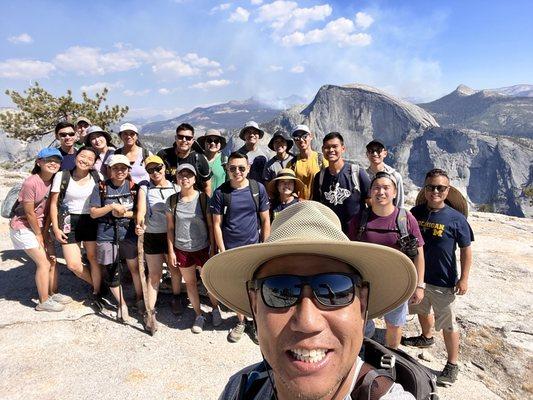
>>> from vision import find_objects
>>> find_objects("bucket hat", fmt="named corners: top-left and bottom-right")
top-left (266, 168), bottom-right (305, 199)
top-left (415, 186), bottom-right (468, 217)
top-left (197, 129), bottom-right (227, 150)
top-left (267, 130), bottom-right (293, 152)
top-left (239, 121), bottom-right (264, 141)
top-left (84, 125), bottom-right (113, 147)
top-left (201, 201), bottom-right (417, 319)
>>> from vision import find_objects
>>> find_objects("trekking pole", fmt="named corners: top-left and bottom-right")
top-left (112, 219), bottom-right (124, 323)
top-left (138, 231), bottom-right (155, 335)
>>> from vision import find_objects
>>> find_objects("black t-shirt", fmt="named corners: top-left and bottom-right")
top-left (312, 163), bottom-right (370, 233)
top-left (157, 145), bottom-right (212, 183)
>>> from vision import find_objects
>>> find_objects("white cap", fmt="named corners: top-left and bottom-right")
top-left (292, 124), bottom-right (311, 136)
top-left (119, 123), bottom-right (139, 134)
top-left (108, 154), bottom-right (132, 168)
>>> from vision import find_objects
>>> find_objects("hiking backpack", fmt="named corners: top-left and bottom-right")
top-left (145, 183), bottom-right (180, 218)
top-left (233, 337), bottom-right (438, 400)
top-left (356, 207), bottom-right (410, 241)
top-left (219, 179), bottom-right (260, 221)
top-left (1, 183), bottom-right (23, 219)
top-left (98, 179), bottom-right (138, 208)
top-left (168, 191), bottom-right (209, 226)
top-left (317, 162), bottom-right (361, 199)
top-left (57, 169), bottom-right (101, 208)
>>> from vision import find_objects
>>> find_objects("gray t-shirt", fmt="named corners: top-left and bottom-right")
top-left (140, 182), bottom-right (180, 234)
top-left (166, 191), bottom-right (208, 251)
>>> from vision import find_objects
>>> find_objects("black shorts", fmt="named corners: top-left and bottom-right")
top-left (143, 232), bottom-right (168, 255)
top-left (65, 214), bottom-right (98, 244)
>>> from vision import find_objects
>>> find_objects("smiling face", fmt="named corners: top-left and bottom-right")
top-left (277, 179), bottom-right (295, 196)
top-left (176, 168), bottom-right (196, 189)
top-left (322, 138), bottom-right (345, 164)
top-left (227, 157), bottom-right (249, 184)
top-left (366, 147), bottom-right (387, 167)
top-left (204, 136), bottom-right (221, 154)
top-left (109, 163), bottom-right (129, 181)
top-left (273, 137), bottom-right (288, 156)
top-left (370, 177), bottom-right (397, 208)
top-left (250, 254), bottom-right (367, 400)
top-left (293, 131), bottom-right (312, 152)
top-left (37, 156), bottom-right (62, 175)
top-left (75, 149), bottom-right (96, 172)
top-left (119, 130), bottom-right (137, 147)
top-left (89, 133), bottom-right (108, 151)
top-left (175, 129), bottom-right (194, 153)
top-left (57, 126), bottom-right (77, 149)
top-left (244, 128), bottom-right (261, 145)
top-left (424, 175), bottom-right (450, 209)
top-left (76, 121), bottom-right (90, 140)
top-left (146, 162), bottom-right (165, 184)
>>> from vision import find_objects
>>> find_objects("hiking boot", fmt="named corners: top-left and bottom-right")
top-left (35, 298), bottom-right (65, 312)
top-left (171, 295), bottom-right (183, 315)
top-left (211, 308), bottom-right (222, 327)
top-left (51, 293), bottom-right (73, 305)
top-left (89, 292), bottom-right (104, 312)
top-left (437, 362), bottom-right (459, 387)
top-left (191, 315), bottom-right (205, 334)
top-left (228, 322), bottom-right (246, 342)
top-left (401, 334), bottom-right (435, 348)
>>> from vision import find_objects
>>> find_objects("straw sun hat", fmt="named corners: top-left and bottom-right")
top-left (266, 168), bottom-right (305, 199)
top-left (415, 186), bottom-right (469, 217)
top-left (201, 201), bottom-right (417, 319)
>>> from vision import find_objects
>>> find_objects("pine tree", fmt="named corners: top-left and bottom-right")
top-left (0, 82), bottom-right (129, 141)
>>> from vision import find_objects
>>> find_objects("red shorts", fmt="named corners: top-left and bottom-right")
top-left (174, 247), bottom-right (209, 268)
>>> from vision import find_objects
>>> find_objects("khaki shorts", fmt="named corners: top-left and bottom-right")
top-left (408, 284), bottom-right (458, 332)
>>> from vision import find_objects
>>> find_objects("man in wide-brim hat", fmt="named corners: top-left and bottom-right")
top-left (203, 201), bottom-right (417, 399)
top-left (263, 130), bottom-right (295, 183)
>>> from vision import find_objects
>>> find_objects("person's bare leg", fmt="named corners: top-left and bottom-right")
top-left (126, 258), bottom-right (142, 302)
top-left (25, 247), bottom-right (51, 303)
top-left (146, 254), bottom-right (164, 310)
top-left (181, 266), bottom-right (201, 316)
top-left (385, 324), bottom-right (402, 349)
top-left (443, 330), bottom-right (460, 364)
top-left (109, 285), bottom-right (129, 318)
top-left (418, 313), bottom-right (435, 338)
top-left (62, 243), bottom-right (93, 285)
top-left (84, 241), bottom-right (101, 293)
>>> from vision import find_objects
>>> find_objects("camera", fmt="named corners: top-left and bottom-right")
top-left (398, 234), bottom-right (419, 259)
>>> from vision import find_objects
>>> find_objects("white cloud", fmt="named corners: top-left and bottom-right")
top-left (152, 58), bottom-right (198, 77)
top-left (281, 17), bottom-right (372, 47)
top-left (158, 88), bottom-right (171, 95)
top-left (268, 65), bottom-right (283, 72)
top-left (7, 33), bottom-right (33, 44)
top-left (290, 65), bottom-right (305, 73)
top-left (255, 1), bottom-right (331, 32)
top-left (54, 46), bottom-right (148, 75)
top-left (355, 12), bottom-right (374, 29)
top-left (207, 68), bottom-right (224, 77)
top-left (0, 59), bottom-right (55, 79)
top-left (251, 0), bottom-right (263, 5)
top-left (80, 81), bottom-right (123, 93)
top-left (211, 3), bottom-right (231, 13)
top-left (190, 79), bottom-right (231, 90)
top-left (228, 7), bottom-right (250, 22)
top-left (151, 49), bottom-right (222, 78)
top-left (183, 53), bottom-right (221, 68)
top-left (123, 89), bottom-right (151, 97)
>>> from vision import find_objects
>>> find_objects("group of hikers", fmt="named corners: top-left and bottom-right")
top-left (7, 116), bottom-right (473, 392)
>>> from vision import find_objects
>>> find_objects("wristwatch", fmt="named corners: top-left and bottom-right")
top-left (416, 282), bottom-right (426, 290)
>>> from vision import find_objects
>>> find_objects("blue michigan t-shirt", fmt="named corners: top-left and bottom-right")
top-left (411, 204), bottom-right (474, 288)
top-left (210, 181), bottom-right (270, 250)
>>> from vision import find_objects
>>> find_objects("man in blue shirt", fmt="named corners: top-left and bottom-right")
top-left (210, 152), bottom-right (271, 342)
top-left (404, 168), bottom-right (474, 387)
top-left (55, 121), bottom-right (77, 171)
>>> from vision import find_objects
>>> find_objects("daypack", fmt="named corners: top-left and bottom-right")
top-left (233, 337), bottom-right (438, 400)
top-left (1, 183), bottom-right (23, 219)
top-left (318, 162), bottom-right (361, 199)
top-left (57, 169), bottom-right (101, 208)
top-left (115, 146), bottom-right (150, 164)
top-left (98, 179), bottom-right (138, 208)
top-left (168, 191), bottom-right (209, 226)
top-left (356, 207), bottom-right (410, 241)
top-left (219, 179), bottom-right (260, 222)
top-left (145, 183), bottom-right (180, 218)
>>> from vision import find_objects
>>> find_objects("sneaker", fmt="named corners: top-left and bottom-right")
top-left (247, 322), bottom-right (259, 345)
top-left (89, 293), bottom-right (104, 312)
top-left (228, 322), bottom-right (246, 342)
top-left (51, 293), bottom-right (73, 305)
top-left (35, 298), bottom-right (65, 312)
top-left (437, 362), bottom-right (459, 387)
top-left (212, 308), bottom-right (222, 327)
top-left (171, 295), bottom-right (183, 315)
top-left (191, 315), bottom-right (205, 334)
top-left (401, 334), bottom-right (435, 348)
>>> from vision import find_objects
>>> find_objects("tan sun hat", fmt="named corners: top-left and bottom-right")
top-left (201, 200), bottom-right (417, 319)
top-left (266, 168), bottom-right (305, 199)
top-left (197, 128), bottom-right (227, 150)
top-left (416, 186), bottom-right (468, 218)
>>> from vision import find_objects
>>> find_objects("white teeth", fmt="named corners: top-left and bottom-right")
top-left (290, 348), bottom-right (327, 363)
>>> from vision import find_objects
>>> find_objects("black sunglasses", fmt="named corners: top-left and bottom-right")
top-left (206, 137), bottom-right (220, 144)
top-left (177, 134), bottom-right (194, 142)
top-left (424, 184), bottom-right (449, 193)
top-left (228, 165), bottom-right (246, 173)
top-left (293, 133), bottom-right (309, 142)
top-left (146, 165), bottom-right (164, 174)
top-left (59, 132), bottom-right (76, 138)
top-left (248, 273), bottom-right (363, 309)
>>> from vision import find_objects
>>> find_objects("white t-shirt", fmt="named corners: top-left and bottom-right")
top-left (51, 171), bottom-right (104, 214)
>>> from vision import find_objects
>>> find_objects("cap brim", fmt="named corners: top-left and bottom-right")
top-left (197, 135), bottom-right (227, 150)
top-left (201, 241), bottom-right (416, 320)
top-left (416, 186), bottom-right (468, 217)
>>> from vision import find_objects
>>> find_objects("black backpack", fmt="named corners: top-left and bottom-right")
top-left (57, 169), bottom-right (101, 208)
top-left (168, 191), bottom-right (209, 226)
top-left (115, 146), bottom-right (150, 164)
top-left (233, 337), bottom-right (438, 400)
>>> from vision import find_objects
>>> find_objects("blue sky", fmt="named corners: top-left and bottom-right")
top-left (0, 0), bottom-right (532, 119)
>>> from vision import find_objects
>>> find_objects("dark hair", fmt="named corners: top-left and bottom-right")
top-left (425, 168), bottom-right (449, 180)
top-left (228, 151), bottom-right (248, 162)
top-left (176, 123), bottom-right (195, 135)
top-left (31, 164), bottom-right (41, 174)
top-left (366, 140), bottom-right (385, 152)
top-left (323, 132), bottom-right (344, 145)
top-left (76, 146), bottom-right (98, 163)
top-left (55, 121), bottom-right (75, 136)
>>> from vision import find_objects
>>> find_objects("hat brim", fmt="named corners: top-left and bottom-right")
top-left (85, 131), bottom-right (113, 147)
top-left (239, 127), bottom-right (264, 141)
top-left (197, 135), bottom-right (227, 150)
top-left (268, 136), bottom-right (293, 152)
top-left (201, 241), bottom-right (416, 320)
top-left (266, 176), bottom-right (305, 199)
top-left (416, 186), bottom-right (468, 217)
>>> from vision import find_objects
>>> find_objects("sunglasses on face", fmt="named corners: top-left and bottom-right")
top-left (293, 134), bottom-right (309, 142)
top-left (206, 138), bottom-right (220, 145)
top-left (248, 273), bottom-right (363, 309)
top-left (367, 148), bottom-right (383, 155)
top-left (228, 165), bottom-right (246, 173)
top-left (424, 184), bottom-right (449, 193)
top-left (59, 132), bottom-right (76, 138)
top-left (146, 165), bottom-right (164, 174)
top-left (177, 134), bottom-right (194, 142)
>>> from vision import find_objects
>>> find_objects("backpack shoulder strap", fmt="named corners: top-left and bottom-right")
top-left (318, 168), bottom-right (326, 198)
top-left (168, 193), bottom-right (179, 217)
top-left (248, 179), bottom-right (260, 212)
top-left (317, 151), bottom-right (324, 167)
top-left (356, 208), bottom-right (370, 241)
top-left (396, 208), bottom-right (409, 239)
top-left (114, 147), bottom-right (123, 155)
top-left (352, 362), bottom-right (394, 400)
top-left (220, 181), bottom-right (233, 218)
top-left (199, 191), bottom-right (208, 223)
top-left (89, 169), bottom-right (101, 183)
top-left (142, 147), bottom-right (149, 162)
top-left (350, 163), bottom-right (361, 194)
top-left (99, 180), bottom-right (108, 206)
top-left (57, 169), bottom-right (72, 207)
